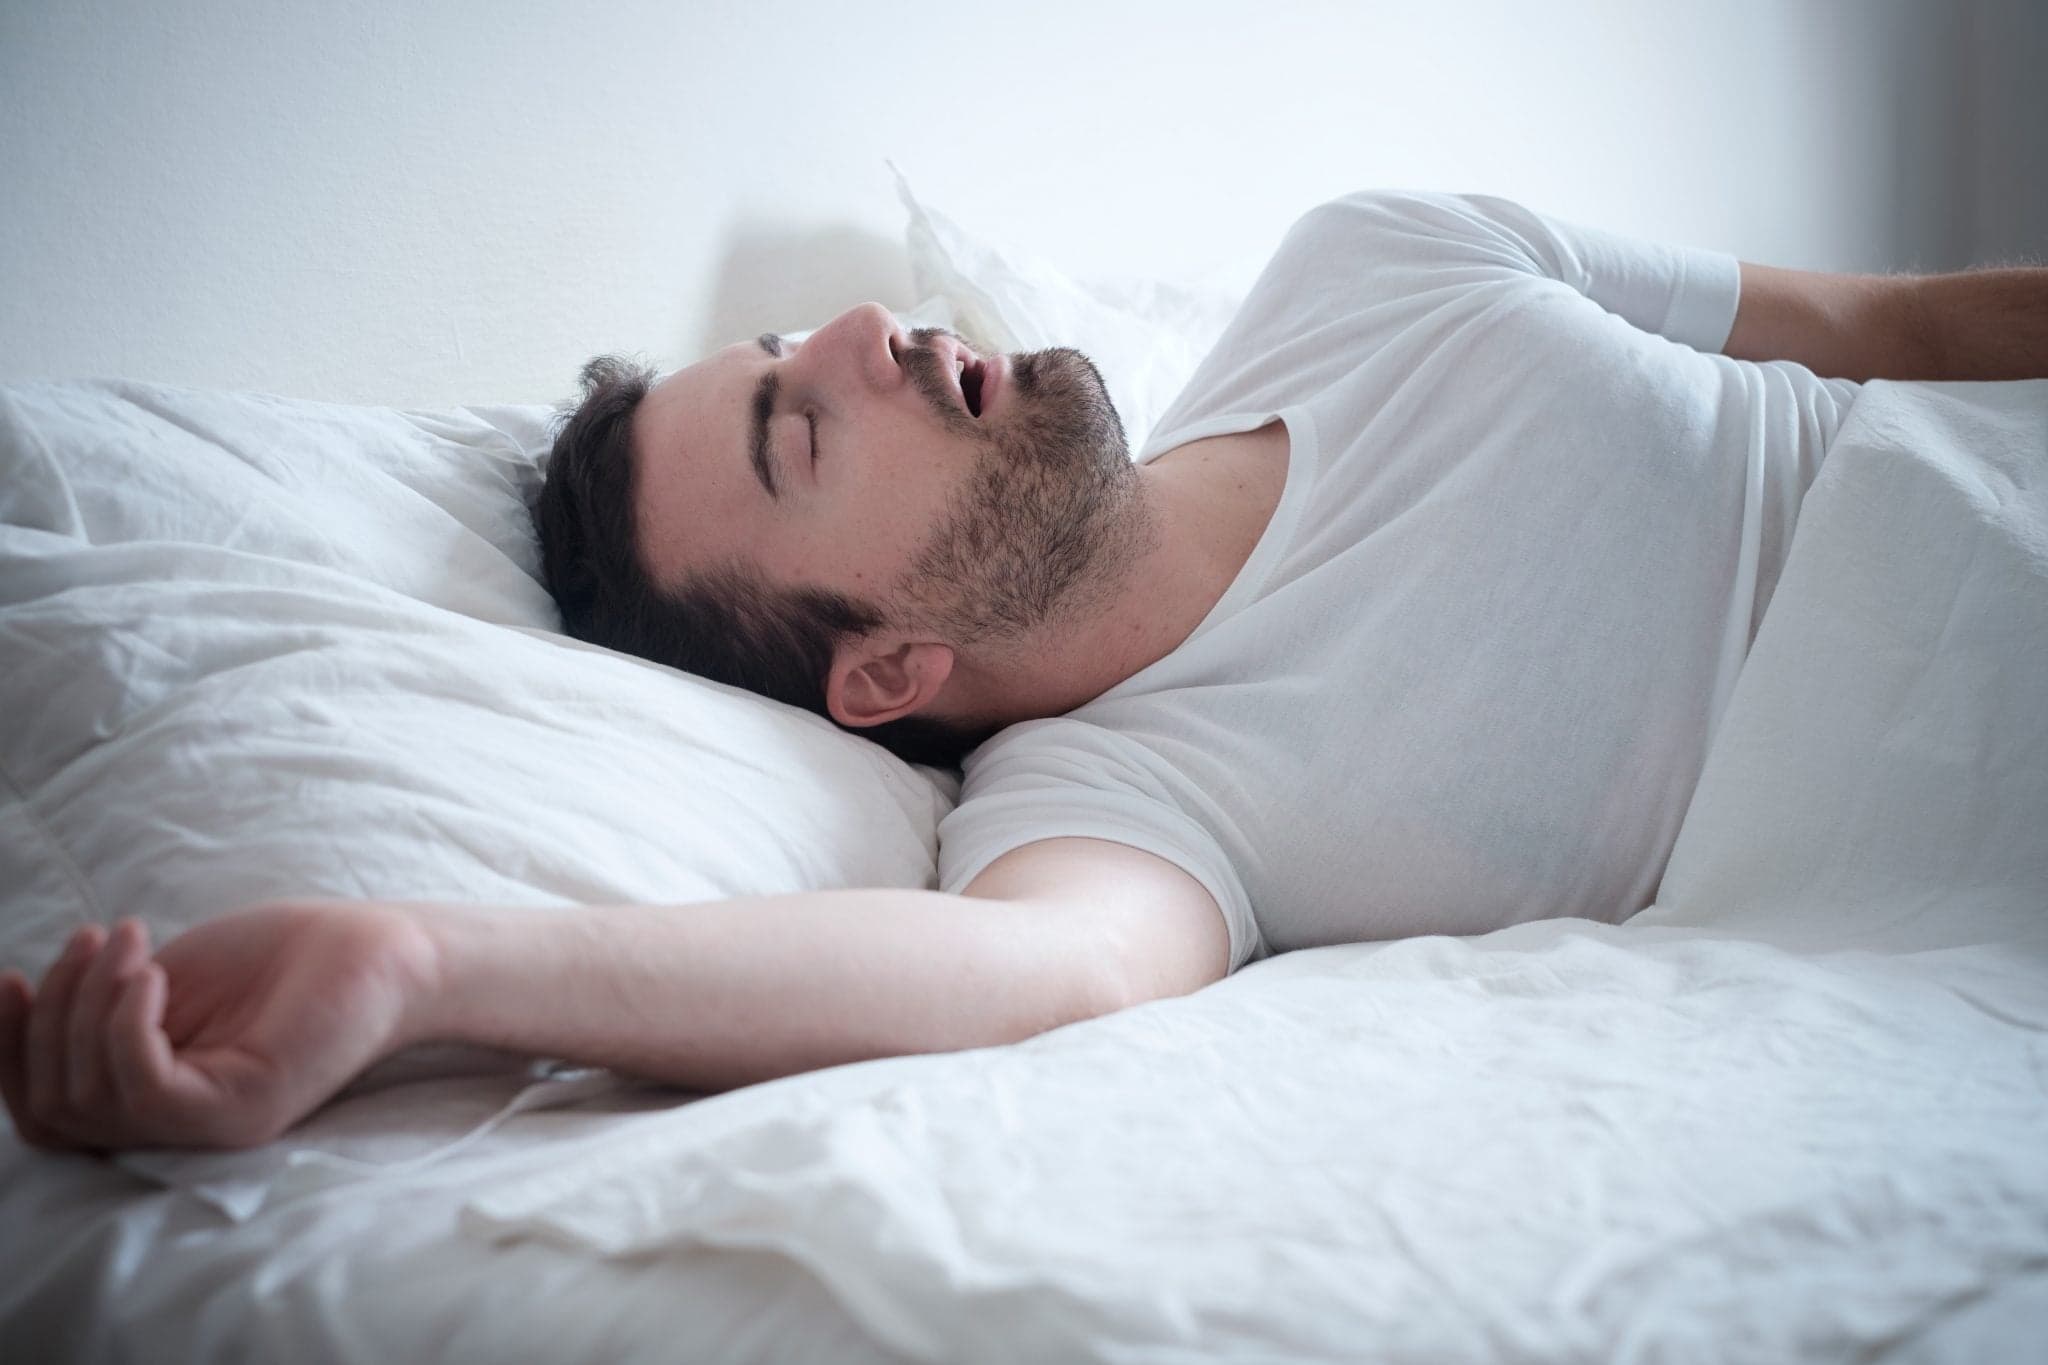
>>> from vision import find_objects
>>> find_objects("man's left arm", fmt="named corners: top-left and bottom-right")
top-left (1725, 261), bottom-right (2048, 382)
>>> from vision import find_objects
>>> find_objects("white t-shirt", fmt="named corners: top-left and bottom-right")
top-left (936, 190), bottom-right (1863, 974)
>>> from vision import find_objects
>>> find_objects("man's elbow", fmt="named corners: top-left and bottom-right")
top-left (1096, 916), bottom-right (1231, 1019)
top-left (1065, 928), bottom-right (1146, 1027)
top-left (1025, 927), bottom-right (1157, 1039)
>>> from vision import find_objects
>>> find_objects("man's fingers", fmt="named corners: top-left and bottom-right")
top-left (68, 918), bottom-right (145, 1110)
top-left (107, 964), bottom-right (174, 1124)
top-left (0, 970), bottom-right (72, 1151)
top-left (26, 925), bottom-right (103, 1129)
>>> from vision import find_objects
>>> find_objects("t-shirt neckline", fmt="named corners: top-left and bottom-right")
top-left (1095, 405), bottom-right (1318, 700)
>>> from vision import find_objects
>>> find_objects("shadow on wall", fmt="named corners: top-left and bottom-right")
top-left (691, 218), bottom-right (918, 358)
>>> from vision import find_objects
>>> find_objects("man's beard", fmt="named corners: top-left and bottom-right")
top-left (894, 341), bottom-right (1153, 646)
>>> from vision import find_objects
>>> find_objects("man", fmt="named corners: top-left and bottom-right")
top-left (3, 192), bottom-right (2042, 1153)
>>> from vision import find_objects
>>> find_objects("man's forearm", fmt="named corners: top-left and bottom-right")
top-left (1728, 261), bottom-right (2048, 382)
top-left (400, 889), bottom-right (1123, 1092)
top-left (1897, 267), bottom-right (2048, 381)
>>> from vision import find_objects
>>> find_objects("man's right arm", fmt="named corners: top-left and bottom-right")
top-left (1, 838), bottom-right (1229, 1149)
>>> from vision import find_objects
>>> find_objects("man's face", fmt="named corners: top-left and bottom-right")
top-left (632, 301), bottom-right (1142, 647)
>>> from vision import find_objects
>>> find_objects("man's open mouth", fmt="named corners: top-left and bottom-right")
top-left (959, 358), bottom-right (985, 418)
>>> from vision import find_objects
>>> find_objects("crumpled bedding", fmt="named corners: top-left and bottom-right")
top-left (3, 377), bottom-right (2045, 1364)
top-left (462, 916), bottom-right (2048, 1363)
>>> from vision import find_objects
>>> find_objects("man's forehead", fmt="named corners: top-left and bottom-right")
top-left (643, 348), bottom-right (739, 454)
top-left (633, 354), bottom-right (744, 583)
top-left (645, 336), bottom-right (762, 417)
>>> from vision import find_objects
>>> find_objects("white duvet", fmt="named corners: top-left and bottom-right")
top-left (2, 244), bottom-right (2046, 1360)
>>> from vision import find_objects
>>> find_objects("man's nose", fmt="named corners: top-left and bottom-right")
top-left (805, 303), bottom-right (905, 392)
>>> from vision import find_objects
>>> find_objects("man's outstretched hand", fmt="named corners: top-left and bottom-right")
top-left (0, 902), bottom-right (441, 1154)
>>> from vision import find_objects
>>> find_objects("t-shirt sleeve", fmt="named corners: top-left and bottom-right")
top-left (1462, 194), bottom-right (1742, 353)
top-left (937, 719), bottom-right (1267, 975)
top-left (1313, 190), bottom-right (1742, 355)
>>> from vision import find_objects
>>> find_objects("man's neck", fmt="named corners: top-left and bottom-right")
top-left (943, 420), bottom-right (1291, 729)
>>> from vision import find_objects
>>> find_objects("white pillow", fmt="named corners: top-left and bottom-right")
top-left (892, 165), bottom-right (1255, 457)
top-left (0, 378), bottom-right (958, 987)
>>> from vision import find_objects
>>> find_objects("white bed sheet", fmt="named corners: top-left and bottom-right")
top-left (4, 378), bottom-right (2045, 1362)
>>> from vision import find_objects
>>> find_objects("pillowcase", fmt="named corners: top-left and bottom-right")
top-left (0, 377), bottom-right (958, 987)
top-left (892, 164), bottom-right (1256, 457)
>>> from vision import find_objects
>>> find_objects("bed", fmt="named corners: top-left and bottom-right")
top-left (3, 185), bottom-right (2046, 1364)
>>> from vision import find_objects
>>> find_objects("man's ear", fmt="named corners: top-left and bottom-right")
top-left (824, 636), bottom-right (957, 729)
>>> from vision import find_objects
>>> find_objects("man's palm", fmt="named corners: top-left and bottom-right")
top-left (2, 903), bottom-right (436, 1152)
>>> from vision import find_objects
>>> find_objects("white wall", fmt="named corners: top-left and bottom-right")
top-left (1963, 0), bottom-right (2048, 269)
top-left (1, 0), bottom-right (2038, 409)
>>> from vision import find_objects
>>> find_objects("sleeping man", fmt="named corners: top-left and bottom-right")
top-left (4, 191), bottom-right (2043, 1152)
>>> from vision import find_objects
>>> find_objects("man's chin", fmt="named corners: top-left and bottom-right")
top-left (1008, 347), bottom-right (1130, 469)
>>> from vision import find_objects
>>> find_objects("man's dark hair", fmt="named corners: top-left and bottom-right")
top-left (532, 355), bottom-right (997, 770)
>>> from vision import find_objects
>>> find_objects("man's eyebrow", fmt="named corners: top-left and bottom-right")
top-left (748, 368), bottom-right (779, 500)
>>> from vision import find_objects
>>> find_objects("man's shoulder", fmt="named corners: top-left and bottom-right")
top-left (1273, 188), bottom-right (1533, 268)
top-left (1152, 193), bottom-right (1522, 443)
